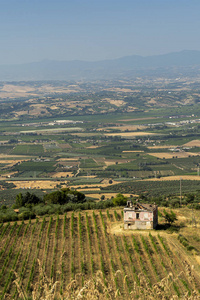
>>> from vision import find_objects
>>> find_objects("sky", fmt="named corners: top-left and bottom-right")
top-left (0, 0), bottom-right (200, 64)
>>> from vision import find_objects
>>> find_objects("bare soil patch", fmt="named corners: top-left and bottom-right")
top-left (119, 117), bottom-right (157, 122)
top-left (144, 175), bottom-right (200, 181)
top-left (57, 158), bottom-right (79, 161)
top-left (59, 143), bottom-right (72, 149)
top-left (0, 154), bottom-right (30, 158)
top-left (51, 172), bottom-right (74, 178)
top-left (183, 140), bottom-right (200, 147)
top-left (105, 99), bottom-right (126, 107)
top-left (86, 193), bottom-right (137, 200)
top-left (122, 150), bottom-right (144, 153)
top-left (148, 152), bottom-right (199, 159)
top-left (97, 125), bottom-right (146, 131)
top-left (148, 145), bottom-right (176, 149)
top-left (105, 132), bottom-right (156, 137)
top-left (80, 188), bottom-right (101, 192)
top-left (20, 127), bottom-right (83, 134)
top-left (86, 145), bottom-right (100, 149)
top-left (8, 180), bottom-right (61, 189)
top-left (104, 159), bottom-right (132, 167)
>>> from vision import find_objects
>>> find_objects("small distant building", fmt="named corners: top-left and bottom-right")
top-left (124, 201), bottom-right (158, 230)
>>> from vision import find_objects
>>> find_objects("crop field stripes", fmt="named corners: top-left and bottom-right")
top-left (95, 212), bottom-right (118, 289)
top-left (85, 213), bottom-right (94, 275)
top-left (140, 235), bottom-right (164, 280)
top-left (130, 235), bottom-right (151, 286)
top-left (12, 222), bottom-right (35, 299)
top-left (6, 222), bottom-right (32, 298)
top-left (166, 237), bottom-right (199, 294)
top-left (78, 213), bottom-right (89, 285)
top-left (119, 235), bottom-right (140, 291)
top-left (0, 222), bottom-right (17, 260)
top-left (60, 214), bottom-right (71, 293)
top-left (151, 234), bottom-right (194, 296)
top-left (1, 210), bottom-right (200, 299)
top-left (54, 217), bottom-right (64, 286)
top-left (0, 222), bottom-right (29, 299)
top-left (71, 213), bottom-right (82, 286)
top-left (0, 224), bottom-right (24, 283)
top-left (105, 220), bottom-right (125, 294)
top-left (86, 213), bottom-right (100, 274)
top-left (99, 212), bottom-right (121, 291)
top-left (25, 221), bottom-right (44, 292)
top-left (0, 222), bottom-right (10, 241)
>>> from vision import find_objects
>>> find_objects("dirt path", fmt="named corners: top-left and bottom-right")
top-left (172, 163), bottom-right (184, 170)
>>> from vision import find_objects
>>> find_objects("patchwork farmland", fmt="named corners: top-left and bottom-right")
top-left (0, 210), bottom-right (199, 299)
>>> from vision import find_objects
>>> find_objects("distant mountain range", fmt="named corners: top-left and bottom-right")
top-left (1, 50), bottom-right (200, 81)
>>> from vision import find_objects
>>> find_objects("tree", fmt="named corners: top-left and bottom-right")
top-left (15, 192), bottom-right (41, 207)
top-left (44, 191), bottom-right (64, 205)
top-left (112, 193), bottom-right (127, 206)
top-left (163, 209), bottom-right (177, 224)
top-left (44, 188), bottom-right (86, 205)
top-left (101, 195), bottom-right (105, 200)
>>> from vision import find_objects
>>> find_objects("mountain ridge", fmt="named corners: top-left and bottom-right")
top-left (1, 50), bottom-right (200, 81)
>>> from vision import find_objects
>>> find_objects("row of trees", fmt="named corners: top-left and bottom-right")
top-left (14, 188), bottom-right (86, 208)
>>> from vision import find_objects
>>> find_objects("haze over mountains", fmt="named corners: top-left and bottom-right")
top-left (1, 50), bottom-right (200, 81)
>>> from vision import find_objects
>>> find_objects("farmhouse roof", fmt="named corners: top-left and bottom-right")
top-left (124, 201), bottom-right (157, 212)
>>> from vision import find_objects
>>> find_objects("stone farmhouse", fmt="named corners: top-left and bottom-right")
top-left (124, 201), bottom-right (158, 230)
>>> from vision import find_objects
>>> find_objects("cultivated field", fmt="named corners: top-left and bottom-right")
top-left (183, 140), bottom-right (200, 147)
top-left (8, 180), bottom-right (60, 190)
top-left (105, 132), bottom-right (156, 137)
top-left (145, 175), bottom-right (200, 181)
top-left (148, 152), bottom-right (199, 159)
top-left (51, 172), bottom-right (74, 178)
top-left (97, 125), bottom-right (146, 131)
top-left (85, 193), bottom-right (137, 200)
top-left (0, 209), bottom-right (200, 299)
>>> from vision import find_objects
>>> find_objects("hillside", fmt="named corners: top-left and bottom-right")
top-left (0, 208), bottom-right (200, 299)
top-left (1, 50), bottom-right (200, 80)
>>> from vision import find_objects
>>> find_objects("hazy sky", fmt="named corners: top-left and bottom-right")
top-left (1, 0), bottom-right (200, 64)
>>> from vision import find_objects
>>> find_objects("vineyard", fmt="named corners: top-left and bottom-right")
top-left (106, 180), bottom-right (200, 197)
top-left (0, 210), bottom-right (200, 299)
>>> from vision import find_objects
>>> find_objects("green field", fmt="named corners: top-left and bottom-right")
top-left (105, 180), bottom-right (200, 197)
top-left (11, 144), bottom-right (44, 155)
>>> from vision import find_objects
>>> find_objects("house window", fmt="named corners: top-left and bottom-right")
top-left (144, 213), bottom-right (148, 220)
top-left (128, 213), bottom-right (132, 219)
top-left (136, 213), bottom-right (140, 219)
